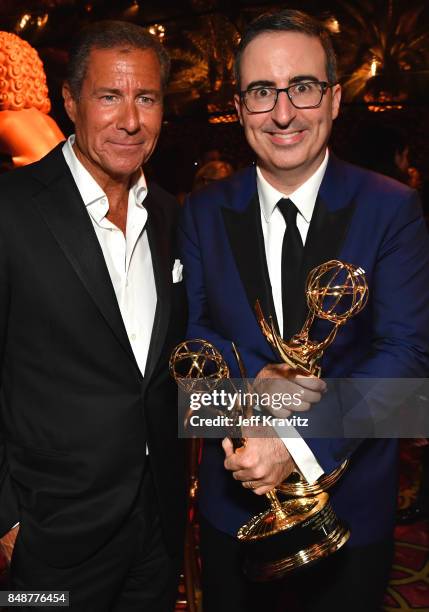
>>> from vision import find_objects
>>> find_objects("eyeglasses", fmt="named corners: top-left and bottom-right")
top-left (240, 81), bottom-right (334, 113)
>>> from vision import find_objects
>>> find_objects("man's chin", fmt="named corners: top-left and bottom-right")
top-left (105, 161), bottom-right (144, 180)
top-left (262, 155), bottom-right (308, 174)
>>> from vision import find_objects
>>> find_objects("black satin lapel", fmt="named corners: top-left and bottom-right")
top-left (222, 194), bottom-right (278, 330)
top-left (143, 193), bottom-right (171, 382)
top-left (303, 195), bottom-right (356, 276)
top-left (34, 172), bottom-right (137, 367)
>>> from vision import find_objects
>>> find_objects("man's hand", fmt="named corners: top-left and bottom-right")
top-left (254, 363), bottom-right (327, 417)
top-left (223, 436), bottom-right (296, 495)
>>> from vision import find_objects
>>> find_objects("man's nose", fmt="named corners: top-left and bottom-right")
top-left (117, 99), bottom-right (140, 133)
top-left (270, 90), bottom-right (297, 126)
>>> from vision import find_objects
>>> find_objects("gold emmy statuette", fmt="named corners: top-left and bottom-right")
top-left (169, 339), bottom-right (246, 447)
top-left (169, 338), bottom-right (346, 582)
top-left (236, 260), bottom-right (368, 580)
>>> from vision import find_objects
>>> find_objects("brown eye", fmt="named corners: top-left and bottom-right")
top-left (294, 82), bottom-right (316, 94)
top-left (252, 88), bottom-right (275, 99)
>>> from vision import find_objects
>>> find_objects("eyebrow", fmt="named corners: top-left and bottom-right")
top-left (244, 80), bottom-right (276, 90)
top-left (289, 75), bottom-right (321, 84)
top-left (244, 75), bottom-right (322, 91)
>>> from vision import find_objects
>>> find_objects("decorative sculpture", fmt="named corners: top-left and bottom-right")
top-left (0, 31), bottom-right (64, 167)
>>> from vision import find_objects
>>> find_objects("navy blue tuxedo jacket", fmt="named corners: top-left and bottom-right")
top-left (179, 155), bottom-right (429, 547)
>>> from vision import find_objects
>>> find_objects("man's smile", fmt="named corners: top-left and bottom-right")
top-left (264, 129), bottom-right (307, 146)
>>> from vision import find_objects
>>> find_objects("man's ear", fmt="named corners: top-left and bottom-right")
top-left (331, 84), bottom-right (341, 121)
top-left (234, 94), bottom-right (244, 127)
top-left (62, 82), bottom-right (77, 124)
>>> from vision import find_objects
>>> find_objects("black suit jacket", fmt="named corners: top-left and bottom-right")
top-left (0, 144), bottom-right (187, 567)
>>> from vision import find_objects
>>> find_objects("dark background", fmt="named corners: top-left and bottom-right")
top-left (1, 0), bottom-right (428, 197)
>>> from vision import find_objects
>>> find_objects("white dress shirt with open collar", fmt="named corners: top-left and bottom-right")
top-left (62, 135), bottom-right (157, 378)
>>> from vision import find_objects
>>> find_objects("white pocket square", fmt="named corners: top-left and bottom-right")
top-left (172, 259), bottom-right (183, 283)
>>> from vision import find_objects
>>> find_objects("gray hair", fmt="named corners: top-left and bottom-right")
top-left (66, 20), bottom-right (170, 98)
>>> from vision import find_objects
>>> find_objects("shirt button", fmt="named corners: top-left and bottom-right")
top-left (130, 333), bottom-right (136, 341)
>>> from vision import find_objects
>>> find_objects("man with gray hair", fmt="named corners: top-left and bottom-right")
top-left (0, 20), bottom-right (186, 610)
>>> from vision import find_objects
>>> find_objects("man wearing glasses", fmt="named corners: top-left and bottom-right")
top-left (180, 8), bottom-right (429, 612)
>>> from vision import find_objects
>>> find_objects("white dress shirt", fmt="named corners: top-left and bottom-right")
top-left (62, 135), bottom-right (157, 377)
top-left (256, 150), bottom-right (330, 483)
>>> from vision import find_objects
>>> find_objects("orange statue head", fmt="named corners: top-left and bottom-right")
top-left (0, 31), bottom-right (51, 113)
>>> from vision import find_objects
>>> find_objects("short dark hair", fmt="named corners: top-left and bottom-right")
top-left (67, 20), bottom-right (170, 98)
top-left (234, 9), bottom-right (337, 91)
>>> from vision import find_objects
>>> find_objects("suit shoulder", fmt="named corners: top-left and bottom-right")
top-left (340, 158), bottom-right (415, 201)
top-left (0, 165), bottom-right (42, 217)
top-left (332, 159), bottom-right (424, 234)
top-left (0, 145), bottom-right (65, 201)
top-left (187, 166), bottom-right (255, 211)
top-left (147, 181), bottom-right (178, 210)
top-left (0, 163), bottom-right (37, 191)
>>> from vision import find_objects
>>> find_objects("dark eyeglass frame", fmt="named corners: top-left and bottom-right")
top-left (240, 81), bottom-right (335, 113)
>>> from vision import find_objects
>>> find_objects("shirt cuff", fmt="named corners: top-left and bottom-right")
top-left (278, 434), bottom-right (324, 484)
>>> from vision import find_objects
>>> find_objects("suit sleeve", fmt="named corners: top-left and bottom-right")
top-left (307, 191), bottom-right (429, 473)
top-left (0, 228), bottom-right (18, 536)
top-left (353, 192), bottom-right (429, 377)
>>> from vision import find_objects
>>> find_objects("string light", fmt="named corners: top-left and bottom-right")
top-left (208, 113), bottom-right (238, 124)
top-left (148, 24), bottom-right (166, 41)
top-left (16, 12), bottom-right (48, 31)
top-left (17, 13), bottom-right (31, 31)
top-left (365, 90), bottom-right (405, 112)
top-left (370, 58), bottom-right (378, 77)
top-left (325, 17), bottom-right (340, 34)
top-left (123, 0), bottom-right (139, 18)
top-left (37, 14), bottom-right (49, 28)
